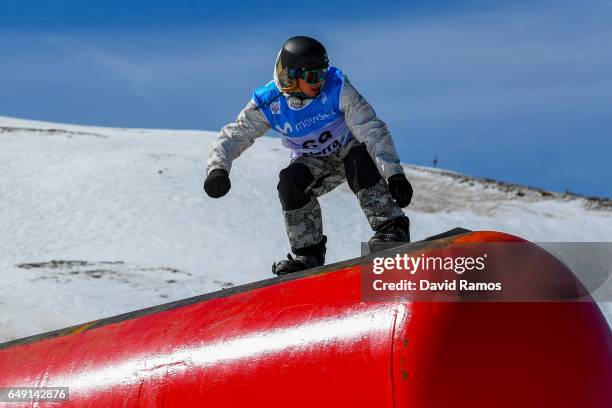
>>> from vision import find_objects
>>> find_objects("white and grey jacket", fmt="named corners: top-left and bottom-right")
top-left (205, 73), bottom-right (404, 180)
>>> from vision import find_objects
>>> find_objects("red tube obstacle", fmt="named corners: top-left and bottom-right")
top-left (0, 230), bottom-right (610, 407)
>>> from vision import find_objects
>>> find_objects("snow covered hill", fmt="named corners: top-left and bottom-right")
top-left (1, 116), bottom-right (611, 342)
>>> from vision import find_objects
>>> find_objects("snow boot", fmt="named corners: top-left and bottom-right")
top-left (368, 216), bottom-right (410, 252)
top-left (272, 236), bottom-right (327, 276)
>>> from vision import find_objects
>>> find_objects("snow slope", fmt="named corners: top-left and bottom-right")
top-left (1, 116), bottom-right (611, 342)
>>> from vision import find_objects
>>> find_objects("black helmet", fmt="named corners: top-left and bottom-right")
top-left (279, 36), bottom-right (329, 72)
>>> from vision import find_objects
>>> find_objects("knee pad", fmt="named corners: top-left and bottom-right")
top-left (344, 143), bottom-right (381, 194)
top-left (277, 163), bottom-right (315, 210)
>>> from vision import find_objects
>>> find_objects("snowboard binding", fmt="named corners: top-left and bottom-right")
top-left (272, 236), bottom-right (327, 276)
top-left (368, 216), bottom-right (411, 253)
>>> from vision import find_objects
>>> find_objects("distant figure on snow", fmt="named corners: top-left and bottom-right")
top-left (204, 36), bottom-right (413, 275)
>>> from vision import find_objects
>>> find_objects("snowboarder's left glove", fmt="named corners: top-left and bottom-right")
top-left (204, 169), bottom-right (231, 198)
top-left (387, 174), bottom-right (413, 208)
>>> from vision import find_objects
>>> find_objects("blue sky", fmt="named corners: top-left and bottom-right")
top-left (1, 0), bottom-right (611, 197)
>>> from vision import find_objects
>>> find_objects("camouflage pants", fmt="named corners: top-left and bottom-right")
top-left (278, 138), bottom-right (405, 252)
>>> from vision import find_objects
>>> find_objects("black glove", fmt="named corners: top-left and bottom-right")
top-left (204, 169), bottom-right (231, 198)
top-left (387, 174), bottom-right (413, 208)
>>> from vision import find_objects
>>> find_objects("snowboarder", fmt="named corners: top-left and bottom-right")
top-left (204, 36), bottom-right (413, 275)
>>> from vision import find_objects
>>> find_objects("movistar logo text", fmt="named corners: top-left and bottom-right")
top-left (295, 111), bottom-right (337, 132)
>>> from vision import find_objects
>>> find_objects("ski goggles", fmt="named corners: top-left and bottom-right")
top-left (299, 67), bottom-right (328, 84)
